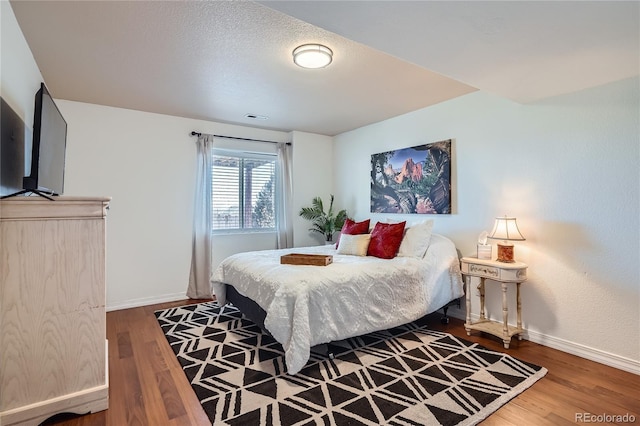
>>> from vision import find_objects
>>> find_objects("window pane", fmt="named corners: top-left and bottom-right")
top-left (212, 156), bottom-right (240, 229)
top-left (211, 151), bottom-right (276, 232)
top-left (246, 159), bottom-right (275, 229)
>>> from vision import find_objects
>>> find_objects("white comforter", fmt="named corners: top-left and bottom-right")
top-left (210, 233), bottom-right (464, 374)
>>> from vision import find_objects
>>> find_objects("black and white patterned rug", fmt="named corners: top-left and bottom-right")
top-left (155, 302), bottom-right (546, 426)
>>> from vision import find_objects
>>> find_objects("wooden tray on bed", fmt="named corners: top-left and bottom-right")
top-left (280, 253), bottom-right (333, 266)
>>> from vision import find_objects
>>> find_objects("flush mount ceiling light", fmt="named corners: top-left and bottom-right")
top-left (292, 44), bottom-right (333, 69)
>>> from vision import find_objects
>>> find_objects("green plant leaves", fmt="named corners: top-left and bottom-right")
top-left (298, 195), bottom-right (347, 241)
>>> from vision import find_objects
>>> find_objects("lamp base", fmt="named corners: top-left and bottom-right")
top-left (496, 242), bottom-right (515, 263)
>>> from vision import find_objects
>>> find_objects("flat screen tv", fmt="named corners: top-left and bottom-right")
top-left (22, 82), bottom-right (67, 198)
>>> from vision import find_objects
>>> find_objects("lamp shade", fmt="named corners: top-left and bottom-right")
top-left (488, 216), bottom-right (525, 241)
top-left (293, 44), bottom-right (333, 69)
top-left (487, 216), bottom-right (525, 262)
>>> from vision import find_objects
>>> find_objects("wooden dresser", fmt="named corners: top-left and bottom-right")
top-left (0, 196), bottom-right (110, 425)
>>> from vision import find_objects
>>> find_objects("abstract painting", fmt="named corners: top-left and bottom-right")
top-left (371, 139), bottom-right (452, 214)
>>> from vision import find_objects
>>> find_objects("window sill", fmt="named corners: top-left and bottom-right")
top-left (212, 229), bottom-right (276, 237)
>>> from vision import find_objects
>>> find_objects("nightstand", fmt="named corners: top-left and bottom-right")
top-left (460, 256), bottom-right (528, 349)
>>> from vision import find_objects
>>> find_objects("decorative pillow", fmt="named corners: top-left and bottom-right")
top-left (367, 221), bottom-right (406, 259)
top-left (335, 218), bottom-right (371, 248)
top-left (336, 233), bottom-right (371, 256)
top-left (398, 219), bottom-right (434, 258)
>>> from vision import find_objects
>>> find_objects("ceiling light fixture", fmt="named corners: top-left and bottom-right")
top-left (292, 44), bottom-right (333, 69)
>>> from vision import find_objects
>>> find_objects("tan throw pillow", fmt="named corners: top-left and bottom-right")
top-left (337, 233), bottom-right (371, 256)
top-left (398, 219), bottom-right (434, 258)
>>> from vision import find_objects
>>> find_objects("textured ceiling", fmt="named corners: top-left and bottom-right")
top-left (10, 1), bottom-right (639, 136)
top-left (263, 1), bottom-right (639, 104)
top-left (9, 0), bottom-right (475, 136)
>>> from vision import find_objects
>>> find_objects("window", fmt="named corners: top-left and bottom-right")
top-left (211, 149), bottom-right (277, 232)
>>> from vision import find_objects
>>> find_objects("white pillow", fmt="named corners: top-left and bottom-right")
top-left (397, 219), bottom-right (434, 258)
top-left (337, 233), bottom-right (371, 256)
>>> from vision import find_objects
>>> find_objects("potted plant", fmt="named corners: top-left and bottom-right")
top-left (299, 195), bottom-right (347, 243)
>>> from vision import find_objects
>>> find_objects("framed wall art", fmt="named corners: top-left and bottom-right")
top-left (371, 139), bottom-right (452, 214)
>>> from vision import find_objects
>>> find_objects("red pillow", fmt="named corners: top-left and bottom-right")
top-left (367, 221), bottom-right (406, 259)
top-left (335, 218), bottom-right (370, 248)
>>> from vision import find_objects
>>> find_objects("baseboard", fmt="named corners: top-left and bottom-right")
top-left (106, 292), bottom-right (189, 312)
top-left (524, 328), bottom-right (640, 375)
top-left (0, 383), bottom-right (108, 426)
top-left (448, 309), bottom-right (640, 376)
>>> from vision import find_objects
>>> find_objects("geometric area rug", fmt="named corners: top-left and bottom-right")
top-left (155, 302), bottom-right (547, 426)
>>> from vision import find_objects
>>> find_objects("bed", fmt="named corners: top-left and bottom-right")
top-left (210, 232), bottom-right (464, 374)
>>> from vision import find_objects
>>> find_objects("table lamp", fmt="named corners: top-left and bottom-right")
top-left (488, 216), bottom-right (525, 262)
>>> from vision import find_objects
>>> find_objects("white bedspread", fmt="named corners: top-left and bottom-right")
top-left (210, 233), bottom-right (464, 374)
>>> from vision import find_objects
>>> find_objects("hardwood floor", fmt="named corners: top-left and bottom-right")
top-left (45, 299), bottom-right (639, 426)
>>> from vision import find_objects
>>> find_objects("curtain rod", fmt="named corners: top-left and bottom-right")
top-left (190, 131), bottom-right (290, 145)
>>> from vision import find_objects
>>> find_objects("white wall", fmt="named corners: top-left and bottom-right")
top-left (290, 131), bottom-right (335, 247)
top-left (0, 1), bottom-right (43, 132)
top-left (57, 101), bottom-right (334, 310)
top-left (57, 101), bottom-right (292, 309)
top-left (333, 77), bottom-right (640, 372)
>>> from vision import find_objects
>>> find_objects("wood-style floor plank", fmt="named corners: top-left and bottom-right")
top-left (43, 299), bottom-right (639, 426)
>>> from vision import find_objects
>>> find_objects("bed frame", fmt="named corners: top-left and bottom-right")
top-left (226, 285), bottom-right (268, 330)
top-left (225, 283), bottom-right (461, 336)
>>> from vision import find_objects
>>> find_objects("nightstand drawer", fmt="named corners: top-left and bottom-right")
top-left (461, 258), bottom-right (527, 282)
top-left (463, 263), bottom-right (500, 279)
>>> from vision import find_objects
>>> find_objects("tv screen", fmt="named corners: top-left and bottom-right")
top-left (23, 82), bottom-right (67, 196)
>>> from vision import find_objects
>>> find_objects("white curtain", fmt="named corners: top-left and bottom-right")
top-left (276, 142), bottom-right (294, 249)
top-left (187, 134), bottom-right (214, 299)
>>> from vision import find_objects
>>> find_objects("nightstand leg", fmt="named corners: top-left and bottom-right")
top-left (501, 282), bottom-right (509, 348)
top-left (479, 278), bottom-right (486, 320)
top-left (517, 282), bottom-right (523, 340)
top-left (465, 275), bottom-right (472, 335)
